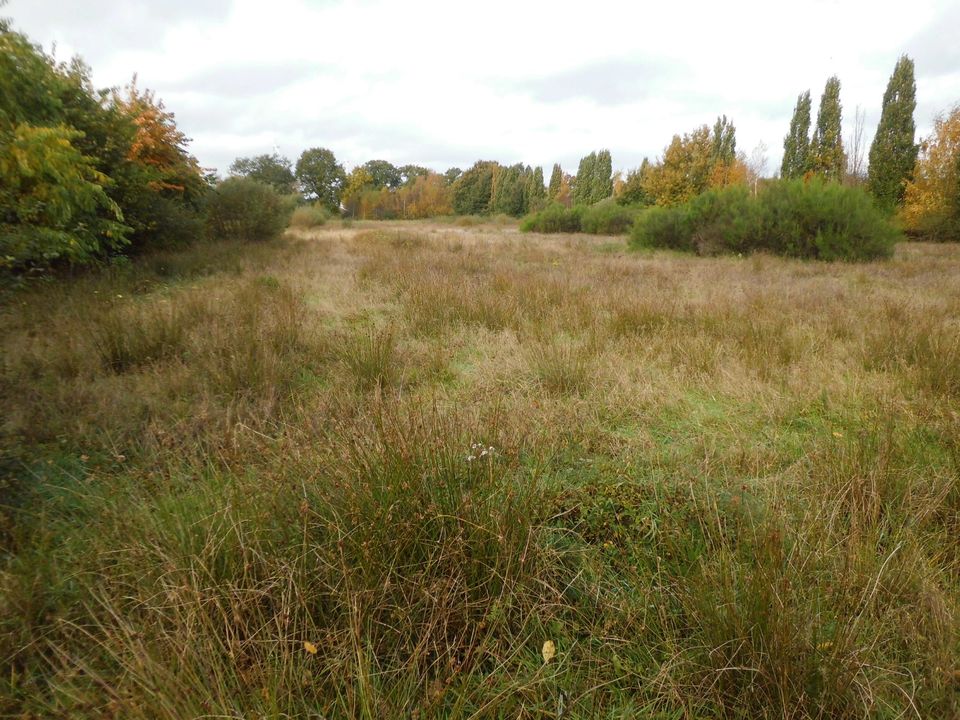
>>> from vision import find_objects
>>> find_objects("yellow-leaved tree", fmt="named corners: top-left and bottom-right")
top-left (901, 105), bottom-right (960, 241)
top-left (341, 167), bottom-right (374, 218)
top-left (641, 117), bottom-right (748, 207)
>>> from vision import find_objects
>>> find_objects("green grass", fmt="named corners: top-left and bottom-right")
top-left (1, 222), bottom-right (959, 718)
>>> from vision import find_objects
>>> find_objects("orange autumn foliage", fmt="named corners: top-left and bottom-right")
top-left (708, 157), bottom-right (749, 189)
top-left (114, 79), bottom-right (204, 199)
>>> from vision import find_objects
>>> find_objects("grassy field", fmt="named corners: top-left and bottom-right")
top-left (2, 220), bottom-right (959, 718)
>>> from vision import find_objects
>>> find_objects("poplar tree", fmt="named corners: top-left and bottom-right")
top-left (489, 163), bottom-right (526, 216)
top-left (868, 55), bottom-right (918, 209)
top-left (712, 115), bottom-right (737, 164)
top-left (573, 152), bottom-right (597, 205)
top-left (528, 166), bottom-right (545, 204)
top-left (781, 91), bottom-right (812, 179)
top-left (593, 150), bottom-right (613, 202)
top-left (810, 76), bottom-right (845, 182)
top-left (548, 163), bottom-right (563, 199)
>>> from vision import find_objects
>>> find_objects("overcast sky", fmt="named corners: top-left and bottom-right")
top-left (7, 0), bottom-right (959, 177)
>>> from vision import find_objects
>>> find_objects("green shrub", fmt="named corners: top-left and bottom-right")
top-left (759, 180), bottom-right (900, 260)
top-left (686, 184), bottom-right (763, 255)
top-left (631, 204), bottom-right (693, 251)
top-left (123, 194), bottom-right (206, 251)
top-left (580, 198), bottom-right (640, 235)
top-left (630, 180), bottom-right (901, 261)
top-left (519, 203), bottom-right (583, 233)
top-left (204, 177), bottom-right (291, 241)
top-left (289, 204), bottom-right (330, 229)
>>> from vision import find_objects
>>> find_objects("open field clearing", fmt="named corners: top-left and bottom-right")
top-left (2, 221), bottom-right (960, 718)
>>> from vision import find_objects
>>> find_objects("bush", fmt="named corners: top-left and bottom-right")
top-left (631, 204), bottom-right (693, 251)
top-left (686, 184), bottom-right (762, 255)
top-left (580, 198), bottom-right (640, 235)
top-left (289, 204), bottom-right (330, 229)
top-left (123, 194), bottom-right (206, 251)
top-left (205, 177), bottom-right (291, 241)
top-left (760, 180), bottom-right (900, 260)
top-left (519, 203), bottom-right (584, 233)
top-left (630, 180), bottom-right (901, 261)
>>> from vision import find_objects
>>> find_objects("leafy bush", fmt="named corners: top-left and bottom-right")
top-left (760, 180), bottom-right (899, 260)
top-left (0, 125), bottom-right (131, 269)
top-left (205, 177), bottom-right (291, 241)
top-left (681, 184), bottom-right (761, 255)
top-left (120, 193), bottom-right (206, 251)
top-left (630, 180), bottom-right (901, 261)
top-left (519, 203), bottom-right (584, 233)
top-left (289, 204), bottom-right (330, 229)
top-left (521, 200), bottom-right (640, 235)
top-left (580, 198), bottom-right (640, 235)
top-left (631, 204), bottom-right (692, 251)
top-left (0, 23), bottom-right (208, 271)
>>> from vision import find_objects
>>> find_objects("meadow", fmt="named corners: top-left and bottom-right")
top-left (1, 220), bottom-right (959, 718)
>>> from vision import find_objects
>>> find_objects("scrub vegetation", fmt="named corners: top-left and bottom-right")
top-left (3, 222), bottom-right (960, 718)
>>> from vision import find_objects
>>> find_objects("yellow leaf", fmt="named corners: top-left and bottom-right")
top-left (304, 641), bottom-right (318, 655)
top-left (541, 640), bottom-right (556, 664)
top-left (832, 431), bottom-right (843, 438)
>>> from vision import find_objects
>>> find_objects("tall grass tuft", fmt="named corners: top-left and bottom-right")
top-left (526, 335), bottom-right (596, 395)
top-left (342, 325), bottom-right (400, 391)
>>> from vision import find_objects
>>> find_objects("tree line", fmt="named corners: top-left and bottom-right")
top-left (1, 16), bottom-right (207, 271)
top-left (3, 8), bottom-right (958, 274)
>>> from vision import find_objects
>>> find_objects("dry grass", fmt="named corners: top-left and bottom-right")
top-left (1, 222), bottom-right (959, 718)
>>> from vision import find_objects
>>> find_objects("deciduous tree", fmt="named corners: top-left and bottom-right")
top-left (110, 79), bottom-right (206, 248)
top-left (403, 173), bottom-right (453, 218)
top-left (712, 115), bottom-right (736, 164)
top-left (0, 20), bottom-right (205, 264)
top-left (548, 163), bottom-right (563, 199)
top-left (781, 91), bottom-right (812, 179)
top-left (399, 164), bottom-right (430, 186)
top-left (0, 124), bottom-right (128, 266)
top-left (341, 166), bottom-right (374, 217)
top-left (868, 55), bottom-right (917, 208)
top-left (573, 152), bottom-right (597, 205)
top-left (810, 76), bottom-right (845, 182)
top-left (594, 150), bottom-right (613, 202)
top-left (617, 158), bottom-right (653, 206)
top-left (846, 106), bottom-right (867, 185)
top-left (443, 167), bottom-right (462, 185)
top-left (490, 163), bottom-right (526, 216)
top-left (362, 159), bottom-right (402, 189)
top-left (230, 153), bottom-right (296, 194)
top-left (747, 142), bottom-right (768, 195)
top-left (296, 147), bottom-right (345, 211)
top-left (526, 166), bottom-right (546, 211)
top-left (452, 161), bottom-right (497, 215)
top-left (642, 126), bottom-right (714, 206)
top-left (902, 105), bottom-right (960, 240)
